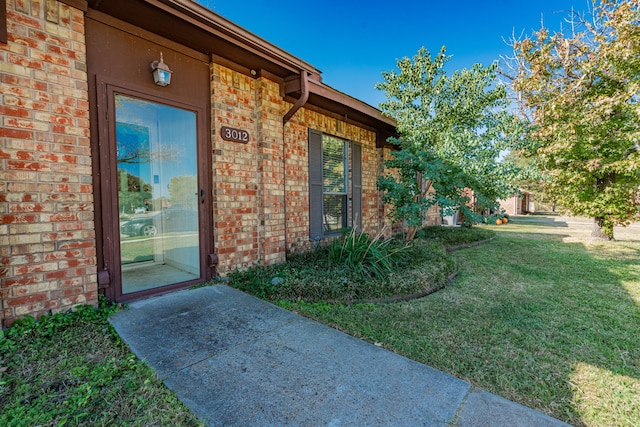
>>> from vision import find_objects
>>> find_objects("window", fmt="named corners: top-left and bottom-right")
top-left (322, 135), bottom-right (347, 233)
top-left (309, 129), bottom-right (362, 239)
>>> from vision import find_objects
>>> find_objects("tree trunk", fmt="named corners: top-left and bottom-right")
top-left (591, 217), bottom-right (614, 241)
top-left (405, 226), bottom-right (418, 243)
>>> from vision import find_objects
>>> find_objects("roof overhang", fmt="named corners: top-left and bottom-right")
top-left (85, 0), bottom-right (397, 144)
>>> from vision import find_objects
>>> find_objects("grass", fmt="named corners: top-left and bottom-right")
top-left (3, 217), bottom-right (637, 426)
top-left (0, 299), bottom-right (203, 427)
top-left (274, 217), bottom-right (640, 427)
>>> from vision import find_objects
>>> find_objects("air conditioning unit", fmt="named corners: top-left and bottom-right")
top-left (442, 211), bottom-right (459, 226)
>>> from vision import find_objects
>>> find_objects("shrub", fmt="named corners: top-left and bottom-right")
top-left (417, 225), bottom-right (494, 246)
top-left (326, 227), bottom-right (406, 280)
top-left (229, 235), bottom-right (455, 303)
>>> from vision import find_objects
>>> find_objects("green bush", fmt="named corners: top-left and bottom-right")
top-left (417, 225), bottom-right (494, 246)
top-left (229, 234), bottom-right (456, 303)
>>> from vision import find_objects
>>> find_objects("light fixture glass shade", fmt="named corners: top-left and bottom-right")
top-left (151, 53), bottom-right (172, 86)
top-left (152, 68), bottom-right (172, 86)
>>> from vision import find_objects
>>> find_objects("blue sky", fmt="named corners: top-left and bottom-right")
top-left (198, 1), bottom-right (593, 108)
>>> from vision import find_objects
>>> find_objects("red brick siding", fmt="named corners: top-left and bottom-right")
top-left (0, 0), bottom-right (95, 327)
top-left (255, 77), bottom-right (286, 265)
top-left (211, 65), bottom-right (394, 273)
top-left (281, 118), bottom-right (309, 252)
top-left (211, 64), bottom-right (261, 273)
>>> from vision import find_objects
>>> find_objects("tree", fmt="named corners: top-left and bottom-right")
top-left (509, 0), bottom-right (640, 240)
top-left (117, 169), bottom-right (152, 214)
top-left (376, 47), bottom-right (527, 241)
top-left (501, 150), bottom-right (556, 210)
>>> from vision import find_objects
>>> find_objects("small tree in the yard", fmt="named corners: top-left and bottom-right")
top-left (508, 0), bottom-right (640, 240)
top-left (376, 47), bottom-right (527, 241)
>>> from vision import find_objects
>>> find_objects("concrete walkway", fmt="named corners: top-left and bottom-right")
top-left (109, 285), bottom-right (572, 426)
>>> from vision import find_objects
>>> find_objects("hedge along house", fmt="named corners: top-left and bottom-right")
top-left (0, 0), bottom-right (405, 326)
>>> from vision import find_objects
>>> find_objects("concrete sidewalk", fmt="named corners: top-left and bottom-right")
top-left (109, 285), bottom-right (571, 426)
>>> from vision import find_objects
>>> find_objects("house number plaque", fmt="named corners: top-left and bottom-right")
top-left (220, 126), bottom-right (249, 143)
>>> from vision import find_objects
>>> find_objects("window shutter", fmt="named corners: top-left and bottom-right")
top-left (308, 129), bottom-right (323, 239)
top-left (352, 143), bottom-right (362, 231)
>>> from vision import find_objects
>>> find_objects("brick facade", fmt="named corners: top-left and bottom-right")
top-left (1, 0), bottom-right (96, 326)
top-left (499, 192), bottom-right (532, 216)
top-left (1, 0), bottom-right (442, 325)
top-left (211, 64), bottom-right (393, 273)
top-left (211, 64), bottom-right (260, 272)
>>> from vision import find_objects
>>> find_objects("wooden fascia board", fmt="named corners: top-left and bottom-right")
top-left (86, 8), bottom-right (209, 63)
top-left (147, 0), bottom-right (321, 78)
top-left (308, 78), bottom-right (397, 129)
top-left (59, 0), bottom-right (88, 11)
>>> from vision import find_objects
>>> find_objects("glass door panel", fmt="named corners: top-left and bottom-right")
top-left (115, 94), bottom-right (200, 294)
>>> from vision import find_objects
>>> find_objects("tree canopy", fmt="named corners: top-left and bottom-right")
top-left (376, 47), bottom-right (526, 240)
top-left (509, 0), bottom-right (640, 239)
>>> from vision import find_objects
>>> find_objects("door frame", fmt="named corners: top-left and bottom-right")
top-left (95, 78), bottom-right (213, 302)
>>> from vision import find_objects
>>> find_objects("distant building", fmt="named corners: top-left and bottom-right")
top-left (499, 191), bottom-right (534, 216)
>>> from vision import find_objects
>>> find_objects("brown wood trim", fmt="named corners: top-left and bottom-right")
top-left (94, 77), bottom-right (116, 301)
top-left (143, 0), bottom-right (321, 77)
top-left (286, 99), bottom-right (378, 134)
top-left (1, 0), bottom-right (7, 45)
top-left (87, 8), bottom-right (209, 63)
top-left (308, 78), bottom-right (396, 128)
top-left (211, 54), bottom-right (256, 79)
top-left (116, 278), bottom-right (204, 303)
top-left (59, 0), bottom-right (88, 12)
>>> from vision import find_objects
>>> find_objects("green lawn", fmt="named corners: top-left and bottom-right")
top-left (2, 216), bottom-right (637, 426)
top-left (280, 217), bottom-right (640, 427)
top-left (0, 302), bottom-right (202, 427)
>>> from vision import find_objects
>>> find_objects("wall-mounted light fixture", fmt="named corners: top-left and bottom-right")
top-left (150, 52), bottom-right (172, 86)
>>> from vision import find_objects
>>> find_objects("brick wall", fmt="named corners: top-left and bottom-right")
top-left (211, 64), bottom-right (261, 273)
top-left (211, 64), bottom-right (395, 273)
top-left (256, 76), bottom-right (286, 265)
top-left (212, 65), bottom-right (292, 272)
top-left (0, 0), bottom-right (96, 327)
top-left (281, 117), bottom-right (309, 252)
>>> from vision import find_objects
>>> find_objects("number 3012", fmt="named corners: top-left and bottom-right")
top-left (220, 126), bottom-right (249, 143)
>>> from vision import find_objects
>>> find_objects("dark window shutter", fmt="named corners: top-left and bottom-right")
top-left (352, 143), bottom-right (362, 231)
top-left (309, 129), bottom-right (323, 239)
